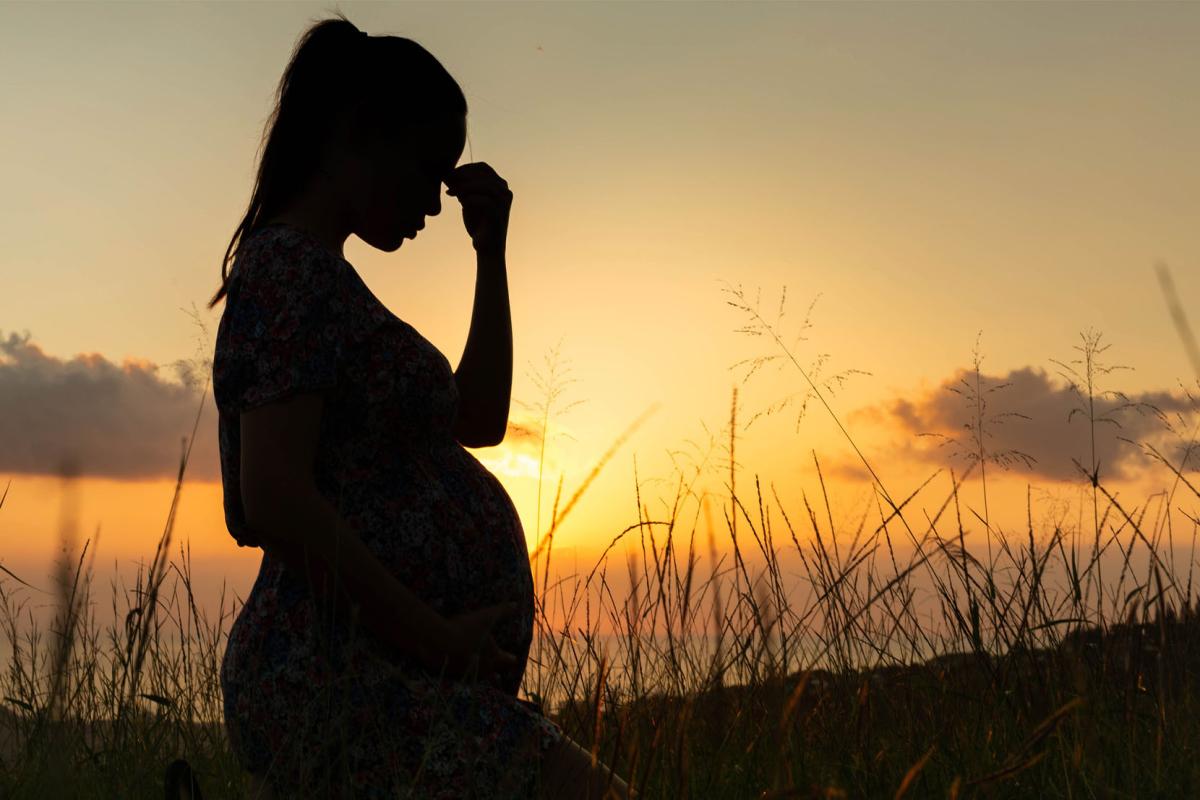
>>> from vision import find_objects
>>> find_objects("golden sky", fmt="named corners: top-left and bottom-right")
top-left (1, 2), bottom-right (1199, 628)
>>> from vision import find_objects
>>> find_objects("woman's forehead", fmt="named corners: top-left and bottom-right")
top-left (405, 117), bottom-right (464, 160)
top-left (423, 126), bottom-right (466, 178)
top-left (407, 114), bottom-right (464, 142)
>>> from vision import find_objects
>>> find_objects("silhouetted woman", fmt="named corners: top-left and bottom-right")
top-left (206, 14), bottom-right (630, 799)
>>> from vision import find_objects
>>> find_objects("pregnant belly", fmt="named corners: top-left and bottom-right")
top-left (438, 444), bottom-right (533, 609)
top-left (436, 444), bottom-right (536, 675)
top-left (349, 443), bottom-right (536, 660)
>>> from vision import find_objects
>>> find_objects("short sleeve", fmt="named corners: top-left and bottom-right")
top-left (215, 233), bottom-right (347, 415)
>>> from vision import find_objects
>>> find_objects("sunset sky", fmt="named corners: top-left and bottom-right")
top-left (1, 2), bottom-right (1198, 628)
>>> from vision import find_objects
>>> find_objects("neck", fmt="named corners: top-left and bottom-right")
top-left (262, 174), bottom-right (352, 260)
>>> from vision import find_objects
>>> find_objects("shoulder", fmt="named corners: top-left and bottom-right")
top-left (229, 225), bottom-right (347, 299)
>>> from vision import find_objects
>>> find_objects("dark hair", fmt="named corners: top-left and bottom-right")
top-left (206, 12), bottom-right (468, 309)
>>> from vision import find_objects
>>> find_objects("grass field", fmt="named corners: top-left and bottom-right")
top-left (3, 277), bottom-right (1200, 798)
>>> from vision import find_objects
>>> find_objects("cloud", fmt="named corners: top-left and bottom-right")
top-left (840, 365), bottom-right (1199, 483)
top-left (0, 330), bottom-right (552, 483)
top-left (503, 419), bottom-right (543, 445)
top-left (0, 329), bottom-right (221, 481)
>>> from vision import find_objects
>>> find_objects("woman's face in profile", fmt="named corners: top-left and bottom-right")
top-left (354, 112), bottom-right (467, 252)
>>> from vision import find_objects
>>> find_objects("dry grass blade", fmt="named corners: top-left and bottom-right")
top-left (590, 655), bottom-right (609, 769)
top-left (1156, 261), bottom-right (1200, 380)
top-left (892, 745), bottom-right (935, 800)
top-left (963, 749), bottom-right (1048, 790)
top-left (779, 670), bottom-right (813, 733)
top-left (1013, 697), bottom-right (1085, 761)
top-left (965, 698), bottom-right (1083, 789)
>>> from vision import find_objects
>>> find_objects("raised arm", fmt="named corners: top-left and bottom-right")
top-left (452, 250), bottom-right (512, 448)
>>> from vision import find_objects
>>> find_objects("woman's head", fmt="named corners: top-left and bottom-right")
top-left (207, 13), bottom-right (468, 309)
top-left (341, 105), bottom-right (467, 252)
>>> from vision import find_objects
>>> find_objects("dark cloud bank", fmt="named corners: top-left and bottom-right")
top-left (0, 330), bottom-right (222, 482)
top-left (0, 330), bottom-right (542, 483)
top-left (842, 365), bottom-right (1200, 483)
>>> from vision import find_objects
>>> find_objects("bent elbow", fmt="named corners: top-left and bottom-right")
top-left (454, 418), bottom-right (506, 448)
top-left (457, 430), bottom-right (504, 449)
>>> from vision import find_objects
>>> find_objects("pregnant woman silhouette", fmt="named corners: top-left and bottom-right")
top-left (206, 14), bottom-right (630, 799)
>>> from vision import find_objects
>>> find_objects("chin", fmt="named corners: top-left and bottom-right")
top-left (373, 233), bottom-right (404, 253)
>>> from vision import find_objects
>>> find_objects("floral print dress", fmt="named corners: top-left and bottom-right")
top-left (213, 223), bottom-right (563, 798)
